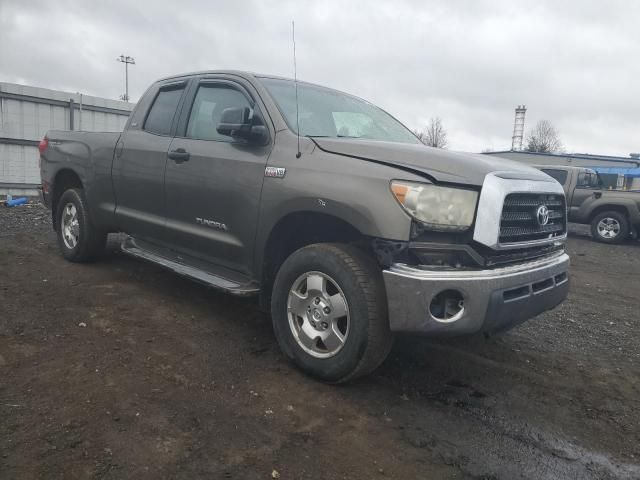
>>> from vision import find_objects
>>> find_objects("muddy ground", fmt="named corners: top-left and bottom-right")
top-left (1, 203), bottom-right (639, 479)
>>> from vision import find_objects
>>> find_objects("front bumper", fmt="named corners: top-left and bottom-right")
top-left (383, 252), bottom-right (569, 335)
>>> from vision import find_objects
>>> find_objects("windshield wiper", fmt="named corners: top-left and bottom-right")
top-left (306, 134), bottom-right (363, 139)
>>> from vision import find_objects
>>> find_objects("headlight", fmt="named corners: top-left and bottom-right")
top-left (391, 181), bottom-right (478, 231)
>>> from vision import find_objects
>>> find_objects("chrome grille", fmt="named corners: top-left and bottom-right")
top-left (499, 193), bottom-right (566, 244)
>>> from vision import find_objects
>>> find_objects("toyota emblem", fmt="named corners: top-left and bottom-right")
top-left (536, 205), bottom-right (550, 226)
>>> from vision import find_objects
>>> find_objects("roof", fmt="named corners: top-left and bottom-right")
top-left (483, 150), bottom-right (639, 164)
top-left (158, 70), bottom-right (315, 87)
top-left (530, 164), bottom-right (640, 177)
top-left (160, 70), bottom-right (257, 81)
top-left (531, 165), bottom-right (592, 172)
top-left (592, 167), bottom-right (640, 177)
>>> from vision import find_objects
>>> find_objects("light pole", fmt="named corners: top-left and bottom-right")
top-left (116, 55), bottom-right (135, 102)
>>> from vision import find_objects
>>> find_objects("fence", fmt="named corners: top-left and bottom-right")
top-left (0, 82), bottom-right (135, 196)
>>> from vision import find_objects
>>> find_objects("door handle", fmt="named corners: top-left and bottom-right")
top-left (168, 148), bottom-right (190, 163)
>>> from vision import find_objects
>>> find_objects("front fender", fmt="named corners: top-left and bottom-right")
top-left (253, 162), bottom-right (417, 277)
top-left (579, 195), bottom-right (640, 224)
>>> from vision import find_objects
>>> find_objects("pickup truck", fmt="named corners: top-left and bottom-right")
top-left (39, 71), bottom-right (570, 382)
top-left (536, 165), bottom-right (640, 244)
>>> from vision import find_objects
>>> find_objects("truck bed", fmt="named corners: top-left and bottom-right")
top-left (40, 130), bottom-right (122, 228)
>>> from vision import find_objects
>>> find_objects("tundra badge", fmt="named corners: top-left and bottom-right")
top-left (196, 217), bottom-right (228, 231)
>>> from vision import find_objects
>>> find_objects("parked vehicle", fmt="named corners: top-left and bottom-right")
top-left (535, 165), bottom-right (640, 243)
top-left (39, 71), bottom-right (570, 382)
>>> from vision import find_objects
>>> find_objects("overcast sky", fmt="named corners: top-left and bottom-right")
top-left (1, 0), bottom-right (638, 155)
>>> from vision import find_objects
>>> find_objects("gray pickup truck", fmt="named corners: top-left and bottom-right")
top-left (537, 165), bottom-right (640, 243)
top-left (39, 71), bottom-right (569, 382)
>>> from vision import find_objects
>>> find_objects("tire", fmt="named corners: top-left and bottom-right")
top-left (271, 243), bottom-right (393, 383)
top-left (590, 211), bottom-right (629, 244)
top-left (55, 188), bottom-right (107, 262)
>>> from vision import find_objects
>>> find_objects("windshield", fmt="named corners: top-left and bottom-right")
top-left (259, 77), bottom-right (421, 145)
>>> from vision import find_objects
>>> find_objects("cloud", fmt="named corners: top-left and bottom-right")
top-left (1, 0), bottom-right (638, 155)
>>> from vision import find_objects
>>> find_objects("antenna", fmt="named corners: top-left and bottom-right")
top-left (292, 20), bottom-right (302, 158)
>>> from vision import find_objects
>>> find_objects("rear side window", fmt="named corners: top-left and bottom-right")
top-left (144, 86), bottom-right (185, 135)
top-left (577, 170), bottom-right (601, 188)
top-left (541, 169), bottom-right (568, 185)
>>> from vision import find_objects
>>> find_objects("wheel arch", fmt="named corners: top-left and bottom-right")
top-left (257, 211), bottom-right (372, 311)
top-left (587, 204), bottom-right (631, 224)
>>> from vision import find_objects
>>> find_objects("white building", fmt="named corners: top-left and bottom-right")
top-left (483, 150), bottom-right (640, 190)
top-left (0, 82), bottom-right (134, 196)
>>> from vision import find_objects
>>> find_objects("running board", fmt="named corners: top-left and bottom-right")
top-left (121, 236), bottom-right (259, 296)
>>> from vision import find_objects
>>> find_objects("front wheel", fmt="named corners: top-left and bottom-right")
top-left (590, 211), bottom-right (629, 244)
top-left (271, 243), bottom-right (394, 383)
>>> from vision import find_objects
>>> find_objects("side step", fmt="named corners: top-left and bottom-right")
top-left (121, 236), bottom-right (260, 296)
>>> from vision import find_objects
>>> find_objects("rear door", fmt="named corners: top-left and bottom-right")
top-left (112, 80), bottom-right (187, 241)
top-left (163, 77), bottom-right (273, 275)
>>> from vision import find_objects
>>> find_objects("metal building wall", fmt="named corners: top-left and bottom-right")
top-left (0, 82), bottom-right (134, 195)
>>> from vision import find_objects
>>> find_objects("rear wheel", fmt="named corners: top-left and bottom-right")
top-left (55, 188), bottom-right (107, 262)
top-left (590, 211), bottom-right (629, 244)
top-left (271, 243), bottom-right (393, 383)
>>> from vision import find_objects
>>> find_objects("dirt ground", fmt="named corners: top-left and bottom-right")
top-left (1, 203), bottom-right (639, 480)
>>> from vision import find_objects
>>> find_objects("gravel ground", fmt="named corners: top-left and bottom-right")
top-left (1, 202), bottom-right (639, 479)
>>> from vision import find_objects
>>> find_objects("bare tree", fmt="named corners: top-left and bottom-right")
top-left (416, 117), bottom-right (448, 148)
top-left (412, 129), bottom-right (425, 143)
top-left (525, 120), bottom-right (563, 153)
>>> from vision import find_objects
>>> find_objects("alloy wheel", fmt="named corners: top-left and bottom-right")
top-left (61, 202), bottom-right (80, 249)
top-left (597, 217), bottom-right (621, 239)
top-left (287, 271), bottom-right (350, 358)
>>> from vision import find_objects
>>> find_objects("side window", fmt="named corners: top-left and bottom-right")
top-left (577, 170), bottom-right (601, 188)
top-left (144, 86), bottom-right (185, 136)
top-left (186, 85), bottom-right (252, 141)
top-left (541, 169), bottom-right (568, 185)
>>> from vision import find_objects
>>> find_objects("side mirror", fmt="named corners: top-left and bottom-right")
top-left (216, 107), bottom-right (268, 144)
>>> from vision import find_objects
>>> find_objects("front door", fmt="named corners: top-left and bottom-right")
top-left (570, 170), bottom-right (603, 222)
top-left (163, 79), bottom-right (272, 275)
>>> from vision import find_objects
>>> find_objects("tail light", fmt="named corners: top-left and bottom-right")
top-left (38, 137), bottom-right (49, 154)
top-left (38, 137), bottom-right (48, 171)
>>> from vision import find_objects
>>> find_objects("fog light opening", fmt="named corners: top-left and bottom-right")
top-left (429, 289), bottom-right (465, 323)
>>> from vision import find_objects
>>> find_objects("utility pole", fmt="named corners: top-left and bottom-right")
top-left (116, 55), bottom-right (135, 102)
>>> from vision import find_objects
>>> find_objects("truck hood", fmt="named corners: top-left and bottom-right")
top-left (311, 137), bottom-right (549, 186)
